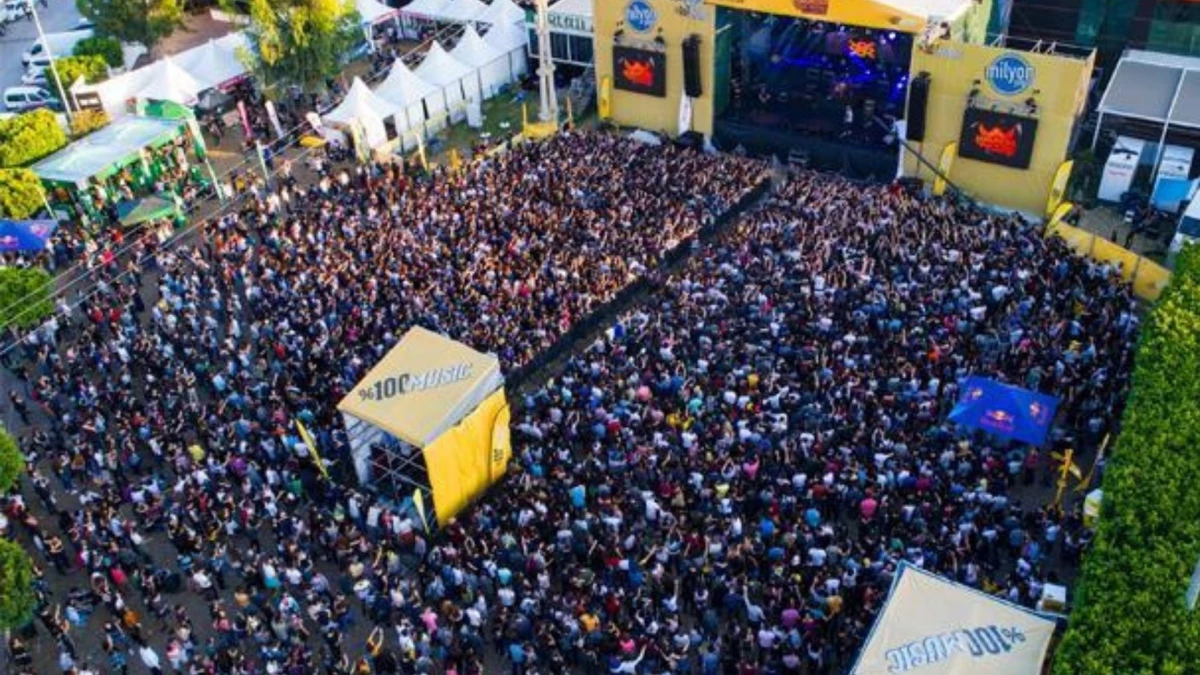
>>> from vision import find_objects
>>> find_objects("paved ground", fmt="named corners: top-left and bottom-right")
top-left (0, 0), bottom-right (83, 101)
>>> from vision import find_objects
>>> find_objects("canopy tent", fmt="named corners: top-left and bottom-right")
top-left (375, 58), bottom-right (444, 146)
top-left (483, 20), bottom-right (529, 80)
top-left (451, 25), bottom-right (508, 99)
top-left (357, 0), bottom-right (400, 24)
top-left (478, 0), bottom-right (525, 27)
top-left (137, 56), bottom-right (205, 107)
top-left (707, 0), bottom-right (973, 33)
top-left (172, 33), bottom-right (250, 91)
top-left (323, 77), bottom-right (394, 149)
top-left (0, 220), bottom-right (57, 253)
top-left (32, 116), bottom-right (185, 187)
top-left (438, 0), bottom-right (489, 22)
top-left (947, 376), bottom-right (1061, 447)
top-left (337, 327), bottom-right (511, 526)
top-left (415, 42), bottom-right (475, 124)
top-left (850, 562), bottom-right (1057, 675)
top-left (116, 195), bottom-right (178, 227)
top-left (402, 0), bottom-right (449, 20)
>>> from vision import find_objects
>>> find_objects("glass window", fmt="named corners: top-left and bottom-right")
top-left (528, 29), bottom-right (539, 57)
top-left (569, 34), bottom-right (593, 64)
top-left (551, 32), bottom-right (571, 62)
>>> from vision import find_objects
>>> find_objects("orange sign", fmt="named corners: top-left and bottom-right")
top-left (973, 124), bottom-right (1019, 159)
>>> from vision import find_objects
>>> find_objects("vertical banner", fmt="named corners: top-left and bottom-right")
top-left (1045, 159), bottom-right (1074, 217)
top-left (237, 99), bottom-right (254, 139)
top-left (415, 132), bottom-right (429, 172)
top-left (348, 119), bottom-right (370, 164)
top-left (265, 100), bottom-right (286, 139)
top-left (296, 420), bottom-right (330, 480)
top-left (255, 141), bottom-right (271, 182)
top-left (678, 94), bottom-right (693, 136)
top-left (1046, 201), bottom-right (1074, 237)
top-left (413, 489), bottom-right (430, 533)
top-left (599, 76), bottom-right (613, 120)
top-left (933, 142), bottom-right (957, 196)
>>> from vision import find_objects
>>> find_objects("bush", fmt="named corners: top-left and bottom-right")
top-left (73, 35), bottom-right (124, 68)
top-left (45, 55), bottom-right (108, 89)
top-left (1053, 243), bottom-right (1200, 674)
top-left (0, 540), bottom-right (36, 631)
top-left (0, 169), bottom-right (47, 220)
top-left (0, 267), bottom-right (54, 331)
top-left (0, 428), bottom-right (23, 495)
top-left (70, 108), bottom-right (110, 137)
top-left (0, 109), bottom-right (68, 168)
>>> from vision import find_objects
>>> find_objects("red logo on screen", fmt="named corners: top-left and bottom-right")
top-left (620, 58), bottom-right (657, 88)
top-left (973, 124), bottom-right (1020, 158)
top-left (848, 39), bottom-right (877, 59)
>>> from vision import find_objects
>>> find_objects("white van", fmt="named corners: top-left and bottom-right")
top-left (2, 0), bottom-right (32, 23)
top-left (21, 28), bottom-right (93, 67)
top-left (2, 86), bottom-right (55, 112)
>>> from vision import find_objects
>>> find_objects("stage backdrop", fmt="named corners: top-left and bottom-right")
top-left (904, 41), bottom-right (1095, 215)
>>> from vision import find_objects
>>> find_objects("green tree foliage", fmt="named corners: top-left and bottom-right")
top-left (236, 0), bottom-right (362, 98)
top-left (69, 108), bottom-right (111, 138)
top-left (75, 0), bottom-right (185, 55)
top-left (0, 109), bottom-right (68, 168)
top-left (0, 428), bottom-right (24, 495)
top-left (0, 540), bottom-right (36, 631)
top-left (0, 169), bottom-right (47, 220)
top-left (0, 267), bottom-right (54, 331)
top-left (45, 55), bottom-right (109, 89)
top-left (73, 35), bottom-right (125, 68)
top-left (1053, 244), bottom-right (1200, 674)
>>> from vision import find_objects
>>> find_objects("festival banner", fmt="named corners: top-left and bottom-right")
top-left (678, 94), bottom-right (694, 136)
top-left (1045, 159), bottom-right (1073, 217)
top-left (851, 563), bottom-right (1057, 675)
top-left (933, 142), bottom-right (957, 196)
top-left (599, 76), bottom-right (613, 119)
top-left (958, 108), bottom-right (1039, 170)
top-left (237, 99), bottom-right (253, 139)
top-left (265, 100), bottom-right (286, 139)
top-left (296, 420), bottom-right (330, 480)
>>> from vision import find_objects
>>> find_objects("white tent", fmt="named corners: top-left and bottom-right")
top-left (357, 0), bottom-right (399, 24)
top-left (451, 25), bottom-right (507, 99)
top-left (323, 77), bottom-right (394, 148)
top-left (478, 0), bottom-right (525, 28)
top-left (438, 0), bottom-right (489, 22)
top-left (402, 0), bottom-right (449, 20)
top-left (483, 19), bottom-right (529, 80)
top-left (136, 56), bottom-right (205, 106)
top-left (375, 58), bottom-right (443, 147)
top-left (414, 42), bottom-right (474, 124)
top-left (173, 33), bottom-right (250, 92)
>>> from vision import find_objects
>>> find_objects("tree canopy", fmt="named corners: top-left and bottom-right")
top-left (0, 540), bottom-right (36, 632)
top-left (0, 109), bottom-right (68, 168)
top-left (0, 169), bottom-right (48, 220)
top-left (75, 0), bottom-right (185, 55)
top-left (236, 0), bottom-right (363, 98)
top-left (0, 428), bottom-right (24, 495)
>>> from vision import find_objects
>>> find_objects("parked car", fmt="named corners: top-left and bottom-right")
top-left (2, 0), bottom-right (32, 24)
top-left (22, 28), bottom-right (94, 67)
top-left (2, 85), bottom-right (58, 112)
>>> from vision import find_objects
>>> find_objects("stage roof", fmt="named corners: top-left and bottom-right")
top-left (337, 327), bottom-right (502, 448)
top-left (706, 0), bottom-right (974, 33)
top-left (1098, 50), bottom-right (1200, 131)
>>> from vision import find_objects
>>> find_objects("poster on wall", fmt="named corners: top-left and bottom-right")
top-left (958, 108), bottom-right (1039, 170)
top-left (613, 46), bottom-right (667, 98)
top-left (1097, 137), bottom-right (1146, 203)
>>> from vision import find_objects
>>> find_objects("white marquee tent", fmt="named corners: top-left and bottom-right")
top-left (323, 77), bottom-right (394, 149)
top-left (414, 42), bottom-right (475, 124)
top-left (129, 56), bottom-right (205, 107)
top-left (357, 0), bottom-right (399, 25)
top-left (375, 58), bottom-right (444, 146)
top-left (402, 0), bottom-right (449, 20)
top-left (173, 33), bottom-right (251, 92)
top-left (451, 26), bottom-right (508, 99)
top-left (478, 0), bottom-right (525, 28)
top-left (483, 20), bottom-right (529, 80)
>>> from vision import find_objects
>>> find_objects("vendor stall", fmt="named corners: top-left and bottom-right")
top-left (337, 327), bottom-right (511, 528)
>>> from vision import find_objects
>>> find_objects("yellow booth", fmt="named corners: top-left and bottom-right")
top-left (337, 327), bottom-right (511, 527)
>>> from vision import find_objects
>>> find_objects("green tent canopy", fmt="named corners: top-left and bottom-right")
top-left (116, 195), bottom-right (178, 227)
top-left (31, 116), bottom-right (185, 188)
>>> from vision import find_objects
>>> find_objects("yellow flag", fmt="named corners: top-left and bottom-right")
top-left (1046, 160), bottom-right (1074, 218)
top-left (413, 489), bottom-right (430, 533)
top-left (1068, 463), bottom-right (1083, 480)
top-left (449, 148), bottom-right (463, 172)
top-left (932, 142), bottom-right (957, 196)
top-left (414, 133), bottom-right (429, 172)
top-left (522, 102), bottom-right (528, 133)
top-left (296, 420), bottom-right (329, 480)
top-left (599, 76), bottom-right (612, 120)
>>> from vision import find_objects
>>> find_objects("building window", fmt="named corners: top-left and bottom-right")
top-left (569, 34), bottom-right (593, 64)
top-left (551, 32), bottom-right (571, 62)
top-left (528, 29), bottom-right (539, 57)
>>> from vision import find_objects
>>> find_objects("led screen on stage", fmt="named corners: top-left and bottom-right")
top-left (958, 108), bottom-right (1038, 169)
top-left (613, 46), bottom-right (667, 97)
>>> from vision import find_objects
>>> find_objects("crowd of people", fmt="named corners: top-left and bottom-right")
top-left (0, 131), bottom-right (1140, 675)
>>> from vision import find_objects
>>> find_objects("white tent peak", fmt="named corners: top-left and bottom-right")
top-left (139, 56), bottom-right (205, 105)
top-left (483, 18), bottom-right (527, 52)
top-left (415, 41), bottom-right (474, 86)
top-left (439, 0), bottom-right (489, 22)
top-left (356, 0), bottom-right (398, 24)
top-left (376, 58), bottom-right (439, 107)
top-left (402, 0), bottom-right (449, 19)
top-left (479, 0), bottom-right (525, 27)
top-left (325, 77), bottom-right (395, 123)
top-left (451, 25), bottom-right (503, 68)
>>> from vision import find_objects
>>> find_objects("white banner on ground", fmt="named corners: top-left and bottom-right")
top-left (850, 563), bottom-right (1057, 675)
top-left (1097, 136), bottom-right (1146, 203)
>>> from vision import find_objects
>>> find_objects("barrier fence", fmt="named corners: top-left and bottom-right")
top-left (1046, 216), bottom-right (1172, 302)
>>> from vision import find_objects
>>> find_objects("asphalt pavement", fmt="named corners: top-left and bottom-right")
top-left (0, 0), bottom-right (84, 105)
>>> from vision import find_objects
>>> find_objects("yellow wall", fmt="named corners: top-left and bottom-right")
top-left (905, 42), bottom-right (1094, 214)
top-left (594, 0), bottom-right (718, 137)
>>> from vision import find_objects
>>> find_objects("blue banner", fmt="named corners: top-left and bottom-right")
top-left (0, 219), bottom-right (57, 253)
top-left (948, 376), bottom-right (1060, 447)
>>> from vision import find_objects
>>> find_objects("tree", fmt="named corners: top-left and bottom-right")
top-left (0, 169), bottom-right (47, 220)
top-left (45, 55), bottom-right (109, 89)
top-left (235, 0), bottom-right (363, 98)
top-left (0, 267), bottom-right (54, 331)
top-left (0, 110), bottom-right (68, 168)
top-left (0, 428), bottom-right (23, 495)
top-left (70, 109), bottom-right (111, 138)
top-left (73, 36), bottom-right (125, 68)
top-left (75, 0), bottom-right (185, 55)
top-left (0, 541), bottom-right (36, 632)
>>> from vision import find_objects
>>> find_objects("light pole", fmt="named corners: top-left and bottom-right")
top-left (29, 0), bottom-right (75, 124)
top-left (534, 0), bottom-right (558, 125)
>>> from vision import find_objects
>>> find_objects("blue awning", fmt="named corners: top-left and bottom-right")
top-left (0, 219), bottom-right (57, 253)
top-left (948, 376), bottom-right (1060, 447)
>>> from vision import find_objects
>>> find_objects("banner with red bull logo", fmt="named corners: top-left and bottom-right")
top-left (851, 563), bottom-right (1057, 675)
top-left (958, 108), bottom-right (1039, 170)
top-left (948, 376), bottom-right (1060, 447)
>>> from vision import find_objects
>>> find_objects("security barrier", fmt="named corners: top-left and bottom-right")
top-left (1046, 215), bottom-right (1172, 302)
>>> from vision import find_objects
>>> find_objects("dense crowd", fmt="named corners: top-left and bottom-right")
top-left (1, 134), bottom-right (1139, 675)
top-left (2, 131), bottom-right (765, 674)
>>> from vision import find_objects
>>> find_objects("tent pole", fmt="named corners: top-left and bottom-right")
top-left (1091, 111), bottom-right (1103, 151)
